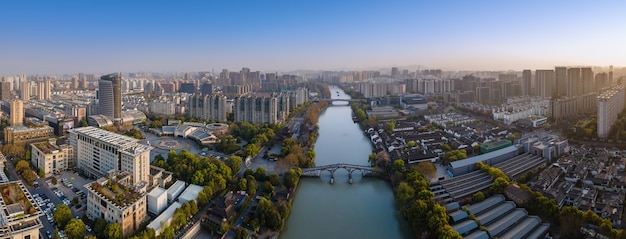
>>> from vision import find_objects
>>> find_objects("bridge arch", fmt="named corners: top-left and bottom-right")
top-left (300, 163), bottom-right (381, 183)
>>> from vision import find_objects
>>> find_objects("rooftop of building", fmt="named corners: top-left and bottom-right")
top-left (86, 173), bottom-right (144, 209)
top-left (147, 202), bottom-right (181, 233)
top-left (4, 125), bottom-right (53, 132)
top-left (482, 139), bottom-right (512, 149)
top-left (70, 126), bottom-right (140, 148)
top-left (0, 181), bottom-right (43, 226)
top-left (450, 145), bottom-right (519, 169)
top-left (31, 141), bottom-right (60, 154)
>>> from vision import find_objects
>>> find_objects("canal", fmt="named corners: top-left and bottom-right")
top-left (281, 85), bottom-right (411, 239)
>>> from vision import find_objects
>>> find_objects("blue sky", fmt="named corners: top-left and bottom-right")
top-left (2, 1), bottom-right (626, 74)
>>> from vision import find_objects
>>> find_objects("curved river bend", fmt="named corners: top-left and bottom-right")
top-left (281, 85), bottom-right (411, 239)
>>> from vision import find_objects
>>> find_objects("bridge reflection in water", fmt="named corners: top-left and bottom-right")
top-left (300, 163), bottom-right (384, 184)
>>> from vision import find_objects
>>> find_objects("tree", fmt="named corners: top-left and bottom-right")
top-left (79, 120), bottom-right (89, 127)
top-left (283, 169), bottom-right (300, 189)
top-left (149, 120), bottom-right (162, 128)
top-left (225, 156), bottom-right (243, 174)
top-left (53, 230), bottom-right (62, 239)
top-left (197, 191), bottom-right (209, 207)
top-left (51, 177), bottom-right (58, 185)
top-left (21, 170), bottom-right (37, 185)
top-left (368, 153), bottom-right (377, 166)
top-left (162, 226), bottom-right (175, 239)
top-left (472, 191), bottom-right (485, 203)
top-left (244, 168), bottom-right (254, 178)
top-left (393, 159), bottom-right (405, 173)
top-left (384, 120), bottom-right (396, 134)
top-left (442, 144), bottom-right (452, 151)
top-left (65, 219), bottom-right (86, 239)
top-left (247, 177), bottom-right (258, 195)
top-left (443, 149), bottom-right (467, 163)
top-left (414, 162), bottom-right (436, 181)
top-left (54, 204), bottom-right (72, 229)
top-left (407, 141), bottom-right (416, 148)
top-left (15, 160), bottom-right (30, 172)
top-left (269, 173), bottom-right (280, 186)
top-left (262, 181), bottom-right (274, 194)
top-left (396, 182), bottom-right (415, 205)
top-left (489, 177), bottom-right (510, 194)
top-left (235, 227), bottom-right (248, 239)
top-left (105, 223), bottom-right (123, 239)
top-left (254, 167), bottom-right (267, 181)
top-left (237, 178), bottom-right (248, 191)
top-left (94, 218), bottom-right (107, 239)
top-left (244, 143), bottom-right (260, 157)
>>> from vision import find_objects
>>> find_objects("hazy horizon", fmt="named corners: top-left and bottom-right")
top-left (2, 1), bottom-right (626, 75)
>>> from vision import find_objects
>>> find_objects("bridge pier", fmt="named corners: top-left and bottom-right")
top-left (330, 170), bottom-right (334, 184)
top-left (348, 173), bottom-right (353, 184)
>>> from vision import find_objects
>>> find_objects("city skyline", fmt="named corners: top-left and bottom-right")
top-left (2, 1), bottom-right (626, 74)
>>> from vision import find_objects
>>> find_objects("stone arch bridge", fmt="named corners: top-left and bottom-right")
top-left (300, 163), bottom-right (384, 184)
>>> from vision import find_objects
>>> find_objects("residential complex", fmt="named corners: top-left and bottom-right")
top-left (233, 95), bottom-right (287, 124)
top-left (597, 86), bottom-right (625, 138)
top-left (188, 94), bottom-right (228, 122)
top-left (68, 126), bottom-right (152, 187)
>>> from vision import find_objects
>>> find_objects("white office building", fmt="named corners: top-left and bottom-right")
top-left (68, 126), bottom-right (152, 186)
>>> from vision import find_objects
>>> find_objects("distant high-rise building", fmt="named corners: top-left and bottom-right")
top-left (72, 77), bottom-right (79, 90)
top-left (581, 67), bottom-right (594, 95)
top-left (36, 80), bottom-right (51, 100)
top-left (179, 82), bottom-right (195, 93)
top-left (43, 80), bottom-right (51, 99)
top-left (522, 70), bottom-right (531, 96)
top-left (79, 78), bottom-right (88, 90)
top-left (555, 67), bottom-right (567, 97)
top-left (188, 94), bottom-right (227, 122)
top-left (609, 65), bottom-right (614, 86)
top-left (200, 83), bottom-right (213, 95)
top-left (498, 73), bottom-right (517, 82)
top-left (568, 68), bottom-right (582, 96)
top-left (391, 67), bottom-right (399, 78)
top-left (37, 81), bottom-right (45, 100)
top-left (595, 73), bottom-right (609, 91)
top-left (98, 73), bottom-right (122, 124)
top-left (21, 81), bottom-right (30, 101)
top-left (597, 86), bottom-right (625, 138)
top-left (536, 70), bottom-right (555, 98)
top-left (9, 99), bottom-right (23, 127)
top-left (0, 82), bottom-right (10, 101)
top-left (266, 73), bottom-right (277, 82)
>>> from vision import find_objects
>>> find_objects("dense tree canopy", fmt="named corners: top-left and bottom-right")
top-left (53, 204), bottom-right (72, 229)
top-left (152, 150), bottom-right (231, 198)
top-left (225, 156), bottom-right (243, 174)
top-left (283, 169), bottom-right (301, 189)
top-left (443, 149), bottom-right (467, 163)
top-left (65, 219), bottom-right (86, 239)
top-left (105, 223), bottom-right (122, 239)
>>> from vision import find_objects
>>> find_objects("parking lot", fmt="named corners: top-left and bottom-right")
top-left (31, 170), bottom-right (94, 239)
